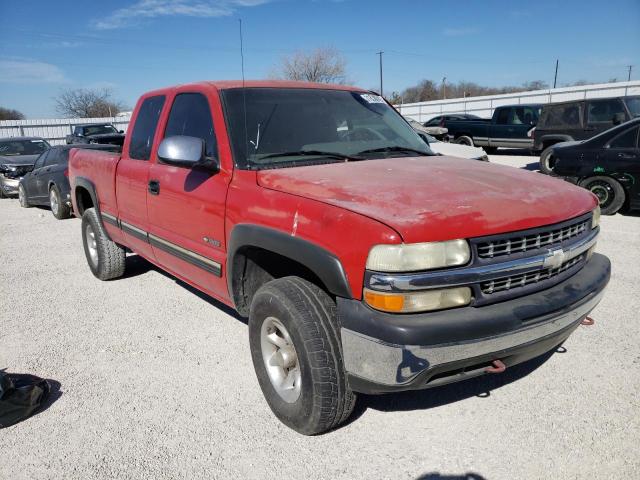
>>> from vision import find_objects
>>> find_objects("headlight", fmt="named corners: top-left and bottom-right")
top-left (591, 205), bottom-right (600, 229)
top-left (364, 287), bottom-right (472, 313)
top-left (366, 239), bottom-right (470, 272)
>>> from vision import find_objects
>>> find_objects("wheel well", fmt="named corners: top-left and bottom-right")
top-left (75, 187), bottom-right (94, 216)
top-left (231, 247), bottom-right (328, 317)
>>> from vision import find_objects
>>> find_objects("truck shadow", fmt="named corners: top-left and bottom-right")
top-left (121, 254), bottom-right (248, 324)
top-left (350, 349), bottom-right (556, 420)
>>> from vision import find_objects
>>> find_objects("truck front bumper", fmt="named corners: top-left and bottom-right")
top-left (338, 253), bottom-right (610, 394)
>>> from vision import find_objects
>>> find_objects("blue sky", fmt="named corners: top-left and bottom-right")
top-left (1, 0), bottom-right (639, 118)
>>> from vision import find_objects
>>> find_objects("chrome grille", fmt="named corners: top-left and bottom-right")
top-left (481, 254), bottom-right (584, 294)
top-left (477, 219), bottom-right (590, 259)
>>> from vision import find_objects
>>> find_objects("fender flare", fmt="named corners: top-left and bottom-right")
top-left (73, 177), bottom-right (111, 237)
top-left (226, 224), bottom-right (353, 302)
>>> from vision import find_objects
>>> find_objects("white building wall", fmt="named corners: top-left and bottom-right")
top-left (0, 114), bottom-right (132, 145)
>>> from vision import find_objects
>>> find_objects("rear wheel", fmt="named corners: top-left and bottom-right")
top-left (18, 184), bottom-right (30, 207)
top-left (454, 135), bottom-right (474, 146)
top-left (50, 185), bottom-right (71, 219)
top-left (579, 176), bottom-right (625, 215)
top-left (249, 276), bottom-right (356, 435)
top-left (81, 208), bottom-right (126, 280)
top-left (539, 146), bottom-right (558, 175)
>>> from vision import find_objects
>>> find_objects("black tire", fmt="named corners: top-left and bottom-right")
top-left (81, 207), bottom-right (126, 280)
top-left (18, 184), bottom-right (30, 207)
top-left (249, 276), bottom-right (356, 435)
top-left (454, 135), bottom-right (474, 146)
top-left (483, 146), bottom-right (498, 154)
top-left (0, 186), bottom-right (6, 199)
top-left (50, 185), bottom-right (71, 220)
top-left (539, 146), bottom-right (558, 175)
top-left (579, 176), bottom-right (626, 215)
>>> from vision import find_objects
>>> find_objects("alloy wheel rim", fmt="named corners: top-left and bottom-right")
top-left (260, 316), bottom-right (302, 403)
top-left (85, 224), bottom-right (99, 267)
top-left (589, 182), bottom-right (612, 208)
top-left (50, 190), bottom-right (59, 214)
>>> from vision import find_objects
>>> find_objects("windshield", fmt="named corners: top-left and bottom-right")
top-left (221, 88), bottom-right (430, 169)
top-left (625, 97), bottom-right (640, 117)
top-left (83, 125), bottom-right (118, 136)
top-left (0, 139), bottom-right (49, 156)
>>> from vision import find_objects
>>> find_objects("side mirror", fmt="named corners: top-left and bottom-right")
top-left (119, 130), bottom-right (124, 134)
top-left (158, 135), bottom-right (219, 172)
top-left (612, 113), bottom-right (625, 125)
top-left (417, 132), bottom-right (430, 145)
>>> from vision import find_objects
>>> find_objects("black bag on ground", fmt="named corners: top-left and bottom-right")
top-left (0, 372), bottom-right (50, 428)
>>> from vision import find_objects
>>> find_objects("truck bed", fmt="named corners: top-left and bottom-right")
top-left (68, 148), bottom-right (121, 216)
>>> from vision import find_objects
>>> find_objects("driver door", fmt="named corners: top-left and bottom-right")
top-left (147, 89), bottom-right (231, 298)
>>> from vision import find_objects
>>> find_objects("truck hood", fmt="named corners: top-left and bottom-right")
top-left (257, 156), bottom-right (596, 243)
top-left (0, 154), bottom-right (38, 167)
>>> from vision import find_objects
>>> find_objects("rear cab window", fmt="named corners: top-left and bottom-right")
top-left (128, 95), bottom-right (166, 160)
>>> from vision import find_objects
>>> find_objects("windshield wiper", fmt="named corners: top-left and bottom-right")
top-left (256, 150), bottom-right (364, 162)
top-left (356, 146), bottom-right (432, 157)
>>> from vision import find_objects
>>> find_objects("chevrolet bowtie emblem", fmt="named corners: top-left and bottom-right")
top-left (543, 248), bottom-right (566, 269)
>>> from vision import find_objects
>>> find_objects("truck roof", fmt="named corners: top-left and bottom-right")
top-left (142, 80), bottom-right (368, 97)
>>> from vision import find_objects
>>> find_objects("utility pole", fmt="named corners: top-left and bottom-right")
top-left (377, 51), bottom-right (384, 97)
top-left (627, 65), bottom-right (633, 82)
top-left (442, 76), bottom-right (447, 99)
top-left (553, 59), bottom-right (559, 89)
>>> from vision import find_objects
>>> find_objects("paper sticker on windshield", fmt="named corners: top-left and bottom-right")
top-left (360, 93), bottom-right (385, 104)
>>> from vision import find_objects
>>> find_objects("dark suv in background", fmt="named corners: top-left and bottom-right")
top-left (535, 96), bottom-right (640, 173)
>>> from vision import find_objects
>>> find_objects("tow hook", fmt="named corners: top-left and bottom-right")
top-left (581, 316), bottom-right (595, 326)
top-left (485, 359), bottom-right (506, 374)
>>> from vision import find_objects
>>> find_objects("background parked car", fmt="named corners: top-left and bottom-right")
top-left (65, 123), bottom-right (125, 146)
top-left (546, 118), bottom-right (640, 215)
top-left (535, 95), bottom-right (640, 174)
top-left (438, 104), bottom-right (542, 153)
top-left (19, 144), bottom-right (120, 219)
top-left (404, 118), bottom-right (449, 142)
top-left (0, 137), bottom-right (50, 198)
top-left (406, 119), bottom-right (489, 161)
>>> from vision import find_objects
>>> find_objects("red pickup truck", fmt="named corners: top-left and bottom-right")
top-left (69, 81), bottom-right (610, 435)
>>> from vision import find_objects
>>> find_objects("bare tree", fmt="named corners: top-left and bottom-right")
top-left (0, 107), bottom-right (25, 120)
top-left (54, 88), bottom-right (126, 118)
top-left (273, 47), bottom-right (348, 84)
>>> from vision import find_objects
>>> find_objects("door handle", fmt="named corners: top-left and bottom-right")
top-left (148, 180), bottom-right (160, 195)
top-left (617, 153), bottom-right (636, 159)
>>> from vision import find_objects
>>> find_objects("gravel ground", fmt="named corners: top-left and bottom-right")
top-left (1, 153), bottom-right (639, 480)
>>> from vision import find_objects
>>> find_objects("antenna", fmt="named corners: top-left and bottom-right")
top-left (239, 18), bottom-right (249, 161)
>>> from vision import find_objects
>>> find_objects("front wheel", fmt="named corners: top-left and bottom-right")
top-left (18, 184), bottom-right (30, 207)
top-left (454, 135), bottom-right (474, 146)
top-left (249, 276), bottom-right (356, 435)
top-left (50, 185), bottom-right (71, 219)
top-left (81, 208), bottom-right (126, 280)
top-left (539, 147), bottom-right (558, 175)
top-left (579, 176), bottom-right (626, 215)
